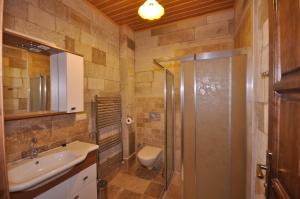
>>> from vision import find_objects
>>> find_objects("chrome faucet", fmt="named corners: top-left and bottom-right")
top-left (30, 137), bottom-right (39, 159)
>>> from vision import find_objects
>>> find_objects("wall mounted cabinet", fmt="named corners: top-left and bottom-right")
top-left (51, 52), bottom-right (84, 113)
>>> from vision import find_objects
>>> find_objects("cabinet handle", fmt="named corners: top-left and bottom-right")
top-left (74, 195), bottom-right (79, 199)
top-left (71, 107), bottom-right (76, 111)
top-left (83, 176), bottom-right (88, 181)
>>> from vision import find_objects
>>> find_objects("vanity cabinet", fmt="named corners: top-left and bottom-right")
top-left (51, 52), bottom-right (84, 113)
top-left (34, 164), bottom-right (97, 199)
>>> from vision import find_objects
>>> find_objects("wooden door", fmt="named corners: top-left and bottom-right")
top-left (268, 0), bottom-right (300, 198)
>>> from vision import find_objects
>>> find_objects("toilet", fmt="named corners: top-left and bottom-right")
top-left (137, 146), bottom-right (162, 169)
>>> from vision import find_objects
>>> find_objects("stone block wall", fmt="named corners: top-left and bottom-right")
top-left (255, 0), bottom-right (269, 198)
top-left (234, 0), bottom-right (269, 198)
top-left (136, 97), bottom-right (164, 148)
top-left (5, 113), bottom-right (89, 162)
top-left (3, 0), bottom-right (120, 162)
top-left (134, 9), bottom-right (235, 172)
top-left (119, 25), bottom-right (136, 160)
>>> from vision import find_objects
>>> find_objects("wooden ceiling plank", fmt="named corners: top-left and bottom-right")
top-left (98, 0), bottom-right (153, 12)
top-left (116, 1), bottom-right (233, 25)
top-left (92, 0), bottom-right (113, 7)
top-left (107, 0), bottom-right (211, 19)
top-left (103, 0), bottom-right (196, 16)
top-left (88, 0), bottom-right (235, 31)
top-left (131, 5), bottom-right (233, 30)
top-left (94, 0), bottom-right (140, 8)
top-left (111, 0), bottom-right (226, 22)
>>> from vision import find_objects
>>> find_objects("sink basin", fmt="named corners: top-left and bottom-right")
top-left (8, 141), bottom-right (98, 192)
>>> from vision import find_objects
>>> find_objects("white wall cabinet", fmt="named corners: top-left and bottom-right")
top-left (51, 52), bottom-right (84, 113)
top-left (34, 164), bottom-right (97, 199)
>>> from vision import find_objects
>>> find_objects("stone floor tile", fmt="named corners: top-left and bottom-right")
top-left (144, 182), bottom-right (165, 198)
top-left (117, 189), bottom-right (141, 199)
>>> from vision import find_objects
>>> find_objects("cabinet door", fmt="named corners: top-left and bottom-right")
top-left (68, 164), bottom-right (97, 194)
top-left (66, 53), bottom-right (84, 113)
top-left (277, 0), bottom-right (300, 74)
top-left (34, 179), bottom-right (69, 199)
top-left (79, 180), bottom-right (97, 199)
top-left (68, 180), bottom-right (97, 199)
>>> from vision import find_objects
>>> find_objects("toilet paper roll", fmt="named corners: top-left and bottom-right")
top-left (126, 117), bottom-right (133, 124)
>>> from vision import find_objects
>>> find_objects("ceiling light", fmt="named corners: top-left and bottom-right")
top-left (138, 0), bottom-right (164, 20)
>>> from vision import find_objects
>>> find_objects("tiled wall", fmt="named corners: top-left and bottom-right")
top-left (5, 113), bottom-right (89, 162)
top-left (234, 0), bottom-right (253, 48)
top-left (136, 97), bottom-right (164, 148)
top-left (3, 0), bottom-right (120, 162)
top-left (119, 25), bottom-right (136, 159)
top-left (255, 0), bottom-right (269, 198)
top-left (234, 0), bottom-right (269, 198)
top-left (134, 9), bottom-right (235, 172)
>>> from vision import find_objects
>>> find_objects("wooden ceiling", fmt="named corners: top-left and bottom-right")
top-left (87, 0), bottom-right (235, 31)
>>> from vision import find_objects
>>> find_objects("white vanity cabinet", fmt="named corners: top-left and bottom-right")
top-left (34, 164), bottom-right (97, 199)
top-left (51, 52), bottom-right (84, 113)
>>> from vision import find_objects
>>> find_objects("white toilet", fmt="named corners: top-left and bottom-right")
top-left (137, 145), bottom-right (162, 169)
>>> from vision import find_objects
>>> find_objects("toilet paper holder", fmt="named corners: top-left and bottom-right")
top-left (126, 115), bottom-right (134, 124)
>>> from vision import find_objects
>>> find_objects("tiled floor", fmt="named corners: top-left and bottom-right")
top-left (107, 160), bottom-right (165, 199)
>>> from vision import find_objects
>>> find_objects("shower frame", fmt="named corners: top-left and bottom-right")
top-left (153, 59), bottom-right (176, 191)
top-left (154, 48), bottom-right (255, 199)
top-left (164, 69), bottom-right (175, 189)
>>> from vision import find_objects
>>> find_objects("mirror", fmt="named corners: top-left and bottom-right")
top-left (2, 30), bottom-right (72, 120)
top-left (3, 45), bottom-right (50, 114)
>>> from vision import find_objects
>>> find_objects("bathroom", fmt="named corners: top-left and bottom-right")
top-left (0, 0), bottom-right (299, 199)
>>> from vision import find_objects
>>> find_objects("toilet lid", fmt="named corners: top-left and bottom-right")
top-left (138, 146), bottom-right (162, 159)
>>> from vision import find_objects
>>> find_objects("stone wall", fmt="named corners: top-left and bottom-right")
top-left (136, 97), bottom-right (164, 148)
top-left (119, 25), bottom-right (136, 159)
top-left (255, 0), bottom-right (269, 198)
top-left (234, 0), bottom-right (269, 198)
top-left (3, 0), bottom-right (120, 162)
top-left (5, 113), bottom-right (88, 161)
top-left (134, 9), bottom-right (235, 172)
top-left (234, 0), bottom-right (253, 48)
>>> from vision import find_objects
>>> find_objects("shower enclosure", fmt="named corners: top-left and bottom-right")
top-left (165, 69), bottom-right (175, 188)
top-left (181, 51), bottom-right (249, 199)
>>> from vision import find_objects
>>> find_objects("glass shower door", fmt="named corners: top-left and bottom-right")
top-left (195, 57), bottom-right (231, 199)
top-left (165, 69), bottom-right (175, 188)
top-left (182, 53), bottom-right (247, 199)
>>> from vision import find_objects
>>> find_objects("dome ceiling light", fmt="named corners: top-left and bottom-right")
top-left (138, 0), bottom-right (165, 20)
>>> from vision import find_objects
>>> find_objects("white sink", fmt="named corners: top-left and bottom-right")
top-left (8, 141), bottom-right (98, 192)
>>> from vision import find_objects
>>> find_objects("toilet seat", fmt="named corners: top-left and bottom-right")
top-left (137, 146), bottom-right (162, 169)
top-left (138, 146), bottom-right (161, 159)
